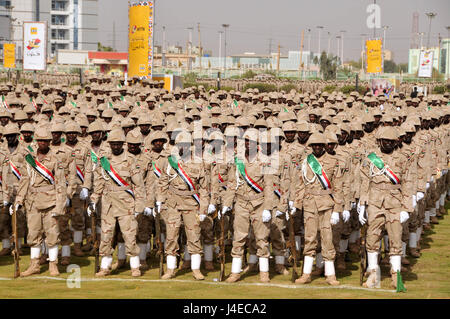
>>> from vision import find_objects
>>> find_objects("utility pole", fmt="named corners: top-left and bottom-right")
top-left (277, 44), bottom-right (281, 75)
top-left (187, 27), bottom-right (193, 70)
top-left (222, 24), bottom-right (229, 74)
top-left (162, 26), bottom-right (166, 67)
top-left (419, 32), bottom-right (425, 49)
top-left (382, 25), bottom-right (389, 51)
top-left (446, 26), bottom-right (450, 79)
top-left (360, 33), bottom-right (367, 72)
top-left (336, 36), bottom-right (341, 64)
top-left (425, 12), bottom-right (437, 48)
top-left (299, 30), bottom-right (304, 79)
top-left (327, 32), bottom-right (331, 56)
top-left (268, 38), bottom-right (273, 55)
top-left (112, 21), bottom-right (116, 51)
top-left (198, 23), bottom-right (202, 70)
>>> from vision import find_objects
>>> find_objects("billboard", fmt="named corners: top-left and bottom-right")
top-left (128, 1), bottom-right (154, 79)
top-left (417, 50), bottom-right (433, 78)
top-left (366, 39), bottom-right (383, 74)
top-left (23, 21), bottom-right (47, 71)
top-left (3, 43), bottom-right (16, 68)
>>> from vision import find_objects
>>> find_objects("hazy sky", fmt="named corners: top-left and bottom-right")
top-left (99, 0), bottom-right (450, 63)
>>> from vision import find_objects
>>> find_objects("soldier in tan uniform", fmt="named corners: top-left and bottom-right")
top-left (359, 127), bottom-right (415, 289)
top-left (13, 127), bottom-right (67, 277)
top-left (223, 128), bottom-right (275, 283)
top-left (293, 133), bottom-right (343, 286)
top-left (158, 131), bottom-right (209, 280)
top-left (1, 124), bottom-right (29, 256)
top-left (89, 128), bottom-right (145, 277)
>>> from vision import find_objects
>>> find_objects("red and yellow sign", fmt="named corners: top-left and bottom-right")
top-left (366, 39), bottom-right (383, 74)
top-left (128, 1), bottom-right (154, 78)
top-left (3, 43), bottom-right (16, 68)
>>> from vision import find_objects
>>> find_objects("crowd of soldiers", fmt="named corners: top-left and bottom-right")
top-left (0, 75), bottom-right (448, 290)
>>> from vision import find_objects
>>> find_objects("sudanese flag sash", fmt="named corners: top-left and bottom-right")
top-left (25, 154), bottom-right (55, 185)
top-left (152, 161), bottom-right (162, 178)
top-left (76, 165), bottom-right (85, 183)
top-left (306, 154), bottom-right (331, 190)
top-left (274, 184), bottom-right (281, 199)
top-left (235, 157), bottom-right (263, 194)
top-left (9, 160), bottom-right (22, 181)
top-left (218, 172), bottom-right (227, 190)
top-left (168, 156), bottom-right (200, 205)
top-left (99, 157), bottom-right (134, 198)
top-left (367, 152), bottom-right (400, 185)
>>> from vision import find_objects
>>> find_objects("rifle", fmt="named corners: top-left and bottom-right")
top-left (217, 206), bottom-right (226, 282)
top-left (154, 209), bottom-right (164, 278)
top-left (360, 223), bottom-right (368, 286)
top-left (10, 204), bottom-right (20, 278)
top-left (287, 211), bottom-right (298, 283)
top-left (88, 201), bottom-right (100, 274)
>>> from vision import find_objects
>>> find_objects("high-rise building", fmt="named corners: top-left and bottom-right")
top-left (0, 0), bottom-right (98, 58)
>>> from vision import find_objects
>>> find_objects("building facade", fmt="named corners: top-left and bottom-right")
top-left (0, 0), bottom-right (98, 59)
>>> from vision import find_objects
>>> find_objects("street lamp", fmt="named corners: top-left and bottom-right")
top-left (418, 32), bottom-right (425, 49)
top-left (360, 33), bottom-right (368, 72)
top-left (382, 25), bottom-right (389, 50)
top-left (340, 30), bottom-right (346, 66)
top-left (218, 31), bottom-right (223, 70)
top-left (336, 35), bottom-right (341, 64)
top-left (425, 12), bottom-right (437, 48)
top-left (222, 24), bottom-right (230, 73)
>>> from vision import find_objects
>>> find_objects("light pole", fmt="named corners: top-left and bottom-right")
top-left (446, 26), bottom-right (450, 79)
top-left (317, 26), bottom-right (324, 56)
top-left (336, 35), bottom-right (341, 64)
top-left (340, 30), bottom-right (346, 66)
top-left (327, 32), bottom-right (331, 56)
top-left (218, 31), bottom-right (223, 70)
top-left (187, 27), bottom-right (193, 70)
top-left (425, 12), bottom-right (437, 48)
top-left (360, 33), bottom-right (367, 72)
top-left (419, 32), bottom-right (425, 49)
top-left (382, 25), bottom-right (389, 50)
top-left (222, 24), bottom-right (229, 74)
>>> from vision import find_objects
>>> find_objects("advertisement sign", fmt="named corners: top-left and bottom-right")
top-left (23, 21), bottom-right (47, 71)
top-left (366, 39), bottom-right (383, 74)
top-left (128, 1), bottom-right (154, 78)
top-left (3, 43), bottom-right (15, 68)
top-left (417, 50), bottom-right (433, 78)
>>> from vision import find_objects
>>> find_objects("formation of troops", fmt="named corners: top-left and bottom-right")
top-left (0, 75), bottom-right (448, 290)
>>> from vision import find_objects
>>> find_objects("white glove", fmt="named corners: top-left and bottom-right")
top-left (65, 198), bottom-right (71, 207)
top-left (9, 203), bottom-right (20, 216)
top-left (275, 210), bottom-right (284, 217)
top-left (288, 201), bottom-right (294, 209)
top-left (220, 206), bottom-right (230, 220)
top-left (351, 202), bottom-right (356, 209)
top-left (3, 201), bottom-right (9, 207)
top-left (285, 212), bottom-right (291, 221)
top-left (134, 211), bottom-right (142, 218)
top-left (358, 205), bottom-right (367, 225)
top-left (156, 201), bottom-right (162, 213)
top-left (330, 212), bottom-right (340, 225)
top-left (262, 209), bottom-right (272, 223)
top-left (400, 211), bottom-right (409, 224)
top-left (443, 169), bottom-right (448, 175)
top-left (430, 176), bottom-right (434, 182)
top-left (87, 202), bottom-right (96, 217)
top-left (144, 207), bottom-right (152, 217)
top-left (199, 214), bottom-right (206, 222)
top-left (416, 192), bottom-right (424, 201)
top-left (208, 204), bottom-right (216, 215)
top-left (342, 210), bottom-right (350, 223)
top-left (80, 188), bottom-right (89, 200)
top-left (426, 183), bottom-right (430, 190)
top-left (412, 195), bottom-right (417, 209)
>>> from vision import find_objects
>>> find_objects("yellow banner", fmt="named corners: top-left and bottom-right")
top-left (128, 4), bottom-right (151, 78)
top-left (3, 43), bottom-right (16, 68)
top-left (366, 39), bottom-right (383, 74)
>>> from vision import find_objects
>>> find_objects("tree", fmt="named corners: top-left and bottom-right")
top-left (97, 42), bottom-right (114, 52)
top-left (383, 60), bottom-right (397, 73)
top-left (319, 52), bottom-right (338, 80)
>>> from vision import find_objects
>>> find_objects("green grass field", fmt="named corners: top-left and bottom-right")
top-left (0, 203), bottom-right (449, 299)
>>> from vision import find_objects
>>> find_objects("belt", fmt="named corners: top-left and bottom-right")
top-left (305, 189), bottom-right (333, 196)
top-left (237, 192), bottom-right (263, 201)
top-left (29, 185), bottom-right (55, 193)
top-left (169, 185), bottom-right (195, 196)
top-left (372, 183), bottom-right (401, 190)
top-left (104, 184), bottom-right (132, 192)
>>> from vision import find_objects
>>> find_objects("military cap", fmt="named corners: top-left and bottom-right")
top-left (126, 128), bottom-right (143, 144)
top-left (65, 121), bottom-right (82, 134)
top-left (87, 121), bottom-right (104, 133)
top-left (20, 122), bottom-right (35, 132)
top-left (378, 126), bottom-right (398, 140)
top-left (3, 123), bottom-right (20, 135)
top-left (14, 110), bottom-right (28, 121)
top-left (150, 130), bottom-right (168, 143)
top-left (242, 128), bottom-right (259, 142)
top-left (308, 133), bottom-right (327, 145)
top-left (34, 126), bottom-right (52, 140)
top-left (175, 131), bottom-right (192, 144)
top-left (50, 122), bottom-right (66, 133)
